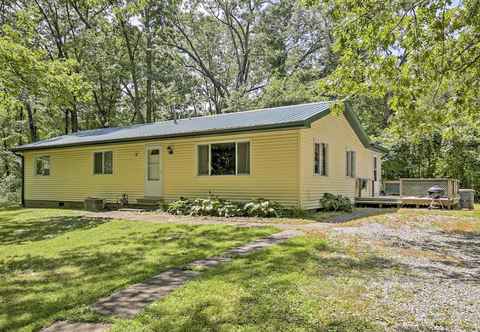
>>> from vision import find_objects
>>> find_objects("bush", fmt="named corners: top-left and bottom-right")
top-left (319, 193), bottom-right (352, 212)
top-left (243, 199), bottom-right (282, 217)
top-left (0, 174), bottom-right (21, 207)
top-left (166, 197), bottom-right (193, 215)
top-left (166, 196), bottom-right (287, 218)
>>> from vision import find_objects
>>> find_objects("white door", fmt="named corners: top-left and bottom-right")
top-left (144, 145), bottom-right (162, 197)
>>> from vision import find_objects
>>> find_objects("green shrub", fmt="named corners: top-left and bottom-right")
top-left (166, 197), bottom-right (193, 215)
top-left (319, 193), bottom-right (352, 212)
top-left (166, 197), bottom-right (287, 218)
top-left (243, 199), bottom-right (282, 217)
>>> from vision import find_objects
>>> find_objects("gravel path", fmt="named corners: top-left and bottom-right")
top-left (333, 214), bottom-right (480, 332)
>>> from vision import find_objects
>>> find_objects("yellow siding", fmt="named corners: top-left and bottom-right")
top-left (299, 113), bottom-right (382, 209)
top-left (24, 129), bottom-right (301, 207)
top-left (25, 143), bottom-right (146, 202)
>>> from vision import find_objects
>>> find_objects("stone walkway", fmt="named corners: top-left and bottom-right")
top-left (41, 230), bottom-right (302, 331)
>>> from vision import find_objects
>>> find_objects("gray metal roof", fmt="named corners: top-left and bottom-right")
top-left (13, 102), bottom-right (333, 151)
top-left (11, 101), bottom-right (386, 153)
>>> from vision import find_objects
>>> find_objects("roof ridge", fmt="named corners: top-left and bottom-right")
top-left (64, 101), bottom-right (333, 136)
top-left (12, 101), bottom-right (333, 151)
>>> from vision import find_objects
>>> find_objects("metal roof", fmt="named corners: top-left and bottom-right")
top-left (11, 101), bottom-right (386, 153)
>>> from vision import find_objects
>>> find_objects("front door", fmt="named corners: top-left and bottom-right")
top-left (144, 145), bottom-right (162, 197)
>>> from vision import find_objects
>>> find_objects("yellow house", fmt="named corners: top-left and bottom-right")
top-left (12, 101), bottom-right (386, 210)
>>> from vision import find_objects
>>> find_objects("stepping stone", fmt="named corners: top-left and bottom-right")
top-left (93, 269), bottom-right (200, 318)
top-left (92, 230), bottom-right (303, 319)
top-left (41, 322), bottom-right (111, 332)
top-left (224, 230), bottom-right (303, 256)
top-left (186, 256), bottom-right (232, 270)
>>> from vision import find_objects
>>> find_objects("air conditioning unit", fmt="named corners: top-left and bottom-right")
top-left (84, 197), bottom-right (105, 211)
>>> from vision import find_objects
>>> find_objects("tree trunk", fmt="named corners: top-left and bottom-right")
top-left (70, 103), bottom-right (79, 132)
top-left (24, 101), bottom-right (38, 143)
top-left (64, 109), bottom-right (70, 134)
top-left (145, 4), bottom-right (153, 123)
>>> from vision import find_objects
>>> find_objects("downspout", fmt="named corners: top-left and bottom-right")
top-left (12, 152), bottom-right (25, 207)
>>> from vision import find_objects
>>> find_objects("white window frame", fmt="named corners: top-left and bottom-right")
top-left (313, 139), bottom-right (328, 176)
top-left (346, 150), bottom-right (356, 178)
top-left (93, 150), bottom-right (114, 175)
top-left (197, 140), bottom-right (251, 176)
top-left (34, 155), bottom-right (51, 176)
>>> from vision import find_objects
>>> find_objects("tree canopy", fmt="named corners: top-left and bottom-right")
top-left (0, 0), bottom-right (478, 203)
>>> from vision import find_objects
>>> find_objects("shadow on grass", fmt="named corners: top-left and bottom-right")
top-left (0, 215), bottom-right (110, 245)
top-left (128, 237), bottom-right (399, 332)
top-left (0, 223), bottom-right (273, 332)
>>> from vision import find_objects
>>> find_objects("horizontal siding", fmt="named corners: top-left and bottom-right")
top-left (24, 129), bottom-right (301, 207)
top-left (162, 130), bottom-right (300, 207)
top-left (299, 113), bottom-right (382, 209)
top-left (25, 143), bottom-right (146, 202)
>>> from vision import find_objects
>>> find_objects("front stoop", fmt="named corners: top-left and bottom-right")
top-left (130, 197), bottom-right (163, 210)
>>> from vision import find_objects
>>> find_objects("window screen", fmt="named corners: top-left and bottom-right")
top-left (237, 142), bottom-right (250, 175)
top-left (346, 151), bottom-right (356, 178)
top-left (104, 151), bottom-right (113, 174)
top-left (314, 143), bottom-right (328, 176)
top-left (94, 151), bottom-right (113, 174)
top-left (35, 156), bottom-right (50, 176)
top-left (198, 145), bottom-right (209, 175)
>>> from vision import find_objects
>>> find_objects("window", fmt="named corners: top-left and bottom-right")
top-left (346, 150), bottom-right (356, 178)
top-left (314, 142), bottom-right (328, 176)
top-left (211, 143), bottom-right (236, 175)
top-left (373, 156), bottom-right (378, 181)
top-left (35, 156), bottom-right (50, 176)
top-left (198, 141), bottom-right (250, 176)
top-left (237, 142), bottom-right (250, 175)
top-left (198, 145), bottom-right (209, 175)
top-left (148, 149), bottom-right (160, 181)
top-left (94, 151), bottom-right (113, 175)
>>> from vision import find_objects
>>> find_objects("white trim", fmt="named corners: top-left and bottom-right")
top-left (313, 138), bottom-right (328, 177)
top-left (34, 155), bottom-right (51, 176)
top-left (144, 144), bottom-right (163, 197)
top-left (92, 150), bottom-right (114, 176)
top-left (195, 139), bottom-right (251, 177)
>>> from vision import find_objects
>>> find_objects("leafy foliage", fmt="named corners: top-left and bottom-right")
top-left (167, 197), bottom-right (288, 218)
top-left (319, 193), bottom-right (353, 212)
top-left (1, 0), bottom-right (479, 202)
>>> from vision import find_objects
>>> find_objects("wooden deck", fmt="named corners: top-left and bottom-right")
top-left (355, 195), bottom-right (460, 209)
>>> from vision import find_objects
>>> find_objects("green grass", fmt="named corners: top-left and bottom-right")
top-left (111, 236), bottom-right (398, 332)
top-left (0, 209), bottom-right (276, 332)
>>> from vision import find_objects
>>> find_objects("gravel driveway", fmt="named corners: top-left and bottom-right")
top-left (333, 213), bottom-right (480, 332)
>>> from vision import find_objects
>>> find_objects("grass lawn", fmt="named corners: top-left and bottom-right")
top-left (0, 208), bottom-right (276, 332)
top-left (110, 235), bottom-right (397, 332)
top-left (108, 205), bottom-right (480, 332)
